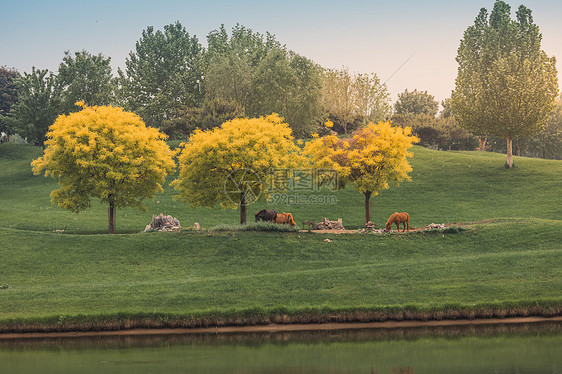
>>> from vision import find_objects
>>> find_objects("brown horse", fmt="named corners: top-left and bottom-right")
top-left (255, 209), bottom-right (277, 223)
top-left (385, 212), bottom-right (410, 232)
top-left (276, 212), bottom-right (296, 227)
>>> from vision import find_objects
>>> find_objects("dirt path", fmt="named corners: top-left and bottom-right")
top-left (300, 220), bottom-right (495, 234)
top-left (1, 316), bottom-right (561, 340)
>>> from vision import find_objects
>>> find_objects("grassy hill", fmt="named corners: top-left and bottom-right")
top-left (1, 144), bottom-right (560, 232)
top-left (0, 143), bottom-right (561, 331)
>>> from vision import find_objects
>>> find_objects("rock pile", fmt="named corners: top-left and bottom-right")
top-left (359, 221), bottom-right (384, 234)
top-left (359, 227), bottom-right (387, 234)
top-left (144, 213), bottom-right (181, 232)
top-left (316, 218), bottom-right (345, 230)
top-left (426, 223), bottom-right (446, 230)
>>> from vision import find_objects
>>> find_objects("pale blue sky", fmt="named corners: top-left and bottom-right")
top-left (2, 0), bottom-right (561, 103)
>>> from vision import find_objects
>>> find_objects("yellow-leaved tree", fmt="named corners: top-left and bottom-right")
top-left (173, 113), bottom-right (304, 224)
top-left (304, 121), bottom-right (419, 224)
top-left (31, 103), bottom-right (176, 234)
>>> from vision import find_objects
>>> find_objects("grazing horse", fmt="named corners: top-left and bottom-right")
top-left (276, 212), bottom-right (296, 227)
top-left (255, 209), bottom-right (277, 223)
top-left (385, 212), bottom-right (410, 232)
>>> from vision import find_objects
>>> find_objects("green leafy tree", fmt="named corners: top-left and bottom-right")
top-left (173, 113), bottom-right (304, 225)
top-left (394, 89), bottom-right (439, 117)
top-left (353, 73), bottom-right (392, 124)
top-left (451, 1), bottom-right (559, 168)
top-left (205, 50), bottom-right (252, 112)
top-left (206, 24), bottom-right (281, 68)
top-left (0, 66), bottom-right (20, 135)
top-left (321, 67), bottom-right (391, 134)
top-left (31, 103), bottom-right (175, 234)
top-left (2, 67), bottom-right (61, 146)
top-left (161, 97), bottom-right (244, 139)
top-left (440, 98), bottom-right (454, 119)
top-left (118, 21), bottom-right (203, 128)
top-left (200, 24), bottom-right (265, 113)
top-left (250, 50), bottom-right (323, 137)
top-left (320, 68), bottom-right (354, 134)
top-left (57, 50), bottom-right (115, 114)
top-left (205, 24), bottom-right (322, 138)
top-left (518, 97), bottom-right (562, 159)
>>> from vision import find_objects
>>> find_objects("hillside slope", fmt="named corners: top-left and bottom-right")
top-left (1, 144), bottom-right (560, 232)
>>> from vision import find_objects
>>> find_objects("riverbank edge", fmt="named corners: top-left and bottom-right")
top-left (2, 316), bottom-right (562, 340)
top-left (2, 302), bottom-right (561, 338)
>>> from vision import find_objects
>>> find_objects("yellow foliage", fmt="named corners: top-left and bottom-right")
top-left (31, 104), bottom-right (175, 213)
top-left (173, 113), bottom-right (305, 209)
top-left (304, 121), bottom-right (419, 196)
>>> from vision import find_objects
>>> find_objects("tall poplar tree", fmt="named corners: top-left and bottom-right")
top-left (451, 1), bottom-right (558, 168)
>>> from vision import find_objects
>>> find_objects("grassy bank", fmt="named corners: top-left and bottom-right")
top-left (1, 219), bottom-right (561, 332)
top-left (0, 144), bottom-right (561, 332)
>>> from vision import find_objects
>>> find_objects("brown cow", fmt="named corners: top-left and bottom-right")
top-left (255, 209), bottom-right (277, 223)
top-left (385, 212), bottom-right (410, 232)
top-left (276, 212), bottom-right (296, 227)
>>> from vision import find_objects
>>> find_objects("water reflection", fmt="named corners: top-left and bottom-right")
top-left (1, 322), bottom-right (561, 373)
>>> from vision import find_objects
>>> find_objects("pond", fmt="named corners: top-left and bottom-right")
top-left (1, 322), bottom-right (561, 373)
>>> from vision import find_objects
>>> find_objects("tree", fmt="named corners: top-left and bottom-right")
top-left (57, 50), bottom-right (115, 114)
top-left (206, 24), bottom-right (282, 68)
top-left (204, 50), bottom-right (252, 113)
top-left (394, 89), bottom-right (438, 117)
top-left (204, 24), bottom-right (322, 137)
top-left (320, 68), bottom-right (354, 134)
top-left (250, 50), bottom-right (323, 137)
top-left (118, 21), bottom-right (203, 128)
top-left (173, 113), bottom-right (304, 225)
top-left (304, 122), bottom-right (419, 224)
top-left (321, 67), bottom-right (391, 134)
top-left (161, 97), bottom-right (244, 139)
top-left (31, 103), bottom-right (175, 234)
top-left (0, 66), bottom-right (19, 135)
top-left (451, 1), bottom-right (559, 168)
top-left (353, 73), bottom-right (392, 124)
top-left (440, 98), bottom-right (454, 119)
top-left (513, 97), bottom-right (562, 159)
top-left (2, 67), bottom-right (61, 147)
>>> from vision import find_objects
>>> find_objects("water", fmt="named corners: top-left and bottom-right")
top-left (1, 322), bottom-right (561, 373)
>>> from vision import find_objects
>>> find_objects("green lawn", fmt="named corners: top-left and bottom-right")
top-left (0, 143), bottom-right (561, 330)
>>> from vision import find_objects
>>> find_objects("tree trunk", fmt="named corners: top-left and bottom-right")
top-left (506, 136), bottom-right (514, 169)
top-left (240, 191), bottom-right (247, 225)
top-left (108, 199), bottom-right (116, 234)
top-left (364, 191), bottom-right (372, 224)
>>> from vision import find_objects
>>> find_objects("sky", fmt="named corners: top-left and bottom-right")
top-left (2, 0), bottom-right (561, 105)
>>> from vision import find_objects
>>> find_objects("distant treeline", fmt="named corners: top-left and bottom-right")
top-left (0, 22), bottom-right (560, 159)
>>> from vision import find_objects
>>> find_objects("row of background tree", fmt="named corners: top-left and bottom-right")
top-left (0, 21), bottom-right (560, 159)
